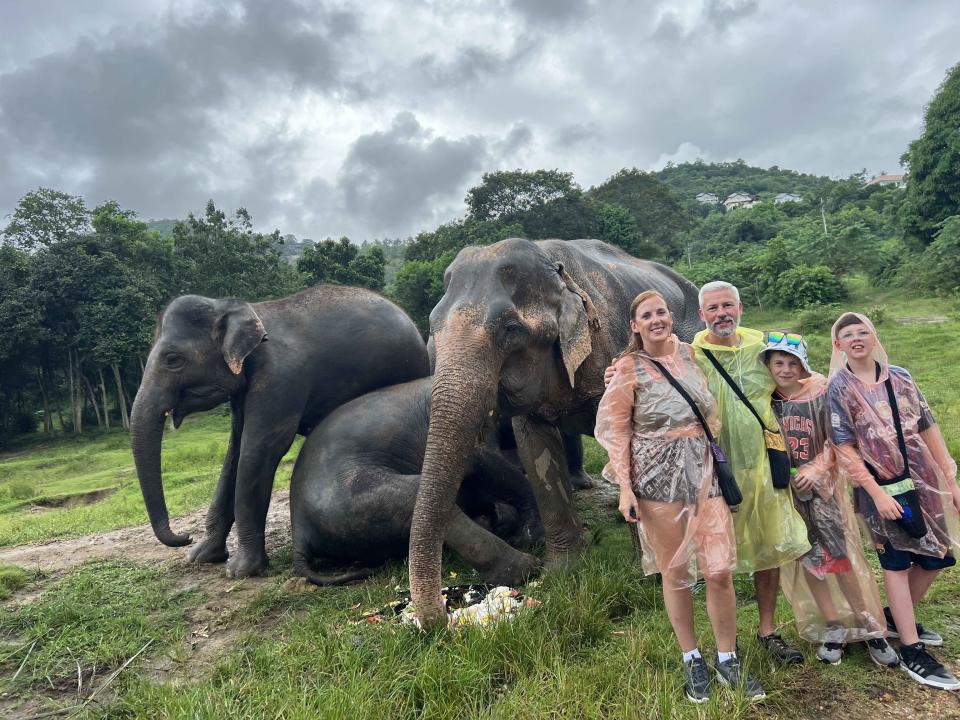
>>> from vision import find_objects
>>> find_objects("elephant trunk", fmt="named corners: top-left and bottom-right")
top-left (130, 390), bottom-right (192, 547)
top-left (409, 336), bottom-right (496, 629)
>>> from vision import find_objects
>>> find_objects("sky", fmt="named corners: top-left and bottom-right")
top-left (0, 0), bottom-right (957, 242)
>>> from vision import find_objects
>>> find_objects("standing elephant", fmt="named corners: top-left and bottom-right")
top-left (130, 285), bottom-right (430, 577)
top-left (291, 377), bottom-right (542, 585)
top-left (408, 238), bottom-right (703, 626)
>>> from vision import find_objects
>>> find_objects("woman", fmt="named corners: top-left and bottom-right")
top-left (596, 290), bottom-right (761, 704)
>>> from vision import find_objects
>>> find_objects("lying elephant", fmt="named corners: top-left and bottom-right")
top-left (130, 285), bottom-right (430, 577)
top-left (291, 377), bottom-right (543, 585)
top-left (409, 238), bottom-right (704, 626)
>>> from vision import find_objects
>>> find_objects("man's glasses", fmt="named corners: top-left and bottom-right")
top-left (767, 331), bottom-right (804, 347)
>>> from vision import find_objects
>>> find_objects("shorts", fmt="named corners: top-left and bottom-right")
top-left (875, 542), bottom-right (957, 572)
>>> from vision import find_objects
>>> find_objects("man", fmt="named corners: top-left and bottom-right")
top-left (606, 281), bottom-right (809, 664)
top-left (692, 281), bottom-right (809, 663)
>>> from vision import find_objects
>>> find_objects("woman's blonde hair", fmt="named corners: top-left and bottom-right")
top-left (617, 290), bottom-right (668, 358)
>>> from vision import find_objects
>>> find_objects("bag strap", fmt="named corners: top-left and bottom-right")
top-left (701, 348), bottom-right (776, 434)
top-left (647, 358), bottom-right (716, 445)
top-left (884, 376), bottom-right (911, 476)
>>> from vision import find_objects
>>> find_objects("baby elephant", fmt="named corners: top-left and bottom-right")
top-left (291, 377), bottom-right (543, 585)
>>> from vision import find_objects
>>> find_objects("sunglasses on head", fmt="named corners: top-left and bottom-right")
top-left (768, 331), bottom-right (803, 347)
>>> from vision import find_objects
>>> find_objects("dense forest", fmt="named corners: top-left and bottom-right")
top-left (1, 63), bottom-right (958, 443)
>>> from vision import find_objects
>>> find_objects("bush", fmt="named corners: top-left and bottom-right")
top-left (866, 304), bottom-right (890, 326)
top-left (777, 264), bottom-right (848, 309)
top-left (795, 304), bottom-right (841, 334)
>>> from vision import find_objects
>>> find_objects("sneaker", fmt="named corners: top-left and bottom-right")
top-left (683, 655), bottom-right (711, 704)
top-left (884, 606), bottom-right (943, 646)
top-left (758, 632), bottom-right (804, 665)
top-left (866, 638), bottom-right (900, 668)
top-left (817, 624), bottom-right (845, 665)
top-left (900, 642), bottom-right (960, 690)
top-left (715, 655), bottom-right (766, 700)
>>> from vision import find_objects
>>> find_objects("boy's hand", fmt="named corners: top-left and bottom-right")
top-left (603, 364), bottom-right (616, 388)
top-left (793, 467), bottom-right (817, 493)
top-left (872, 492), bottom-right (903, 520)
top-left (619, 487), bottom-right (640, 523)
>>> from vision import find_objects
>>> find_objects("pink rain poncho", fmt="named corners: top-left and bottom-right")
top-left (772, 372), bottom-right (885, 643)
top-left (595, 337), bottom-right (736, 589)
top-left (827, 313), bottom-right (960, 559)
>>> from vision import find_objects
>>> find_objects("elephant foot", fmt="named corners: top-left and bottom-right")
top-left (481, 550), bottom-right (540, 587)
top-left (186, 536), bottom-right (229, 565)
top-left (568, 470), bottom-right (594, 490)
top-left (225, 546), bottom-right (269, 578)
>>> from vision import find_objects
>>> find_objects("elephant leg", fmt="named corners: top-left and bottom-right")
top-left (187, 398), bottom-right (243, 564)
top-left (562, 432), bottom-right (593, 490)
top-left (445, 507), bottom-right (540, 586)
top-left (470, 448), bottom-right (543, 545)
top-left (226, 417), bottom-right (298, 578)
top-left (512, 415), bottom-right (585, 567)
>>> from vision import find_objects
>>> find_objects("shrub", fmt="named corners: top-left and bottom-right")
top-left (866, 304), bottom-right (890, 326)
top-left (795, 304), bottom-right (841, 334)
top-left (777, 264), bottom-right (848, 309)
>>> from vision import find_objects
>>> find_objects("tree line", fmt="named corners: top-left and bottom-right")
top-left (1, 62), bottom-right (957, 443)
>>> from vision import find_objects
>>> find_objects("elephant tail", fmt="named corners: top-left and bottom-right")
top-left (293, 551), bottom-right (377, 587)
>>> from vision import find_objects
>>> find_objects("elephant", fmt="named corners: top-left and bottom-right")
top-left (291, 377), bottom-right (543, 585)
top-left (408, 238), bottom-right (704, 626)
top-left (130, 284), bottom-right (430, 577)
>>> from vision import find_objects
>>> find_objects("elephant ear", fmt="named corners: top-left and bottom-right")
top-left (556, 263), bottom-right (600, 388)
top-left (216, 302), bottom-right (268, 375)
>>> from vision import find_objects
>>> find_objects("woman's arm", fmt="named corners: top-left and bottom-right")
top-left (595, 356), bottom-right (639, 521)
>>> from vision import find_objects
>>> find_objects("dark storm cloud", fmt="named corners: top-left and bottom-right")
top-left (338, 112), bottom-right (488, 235)
top-left (551, 123), bottom-right (602, 150)
top-left (511, 0), bottom-right (591, 25)
top-left (652, 0), bottom-right (759, 43)
top-left (0, 0), bottom-right (360, 218)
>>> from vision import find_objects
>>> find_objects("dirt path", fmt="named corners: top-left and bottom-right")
top-left (0, 490), bottom-right (292, 573)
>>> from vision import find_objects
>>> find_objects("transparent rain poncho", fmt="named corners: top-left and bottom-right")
top-left (691, 327), bottom-right (809, 572)
top-left (827, 313), bottom-right (960, 559)
top-left (772, 372), bottom-right (886, 643)
top-left (595, 337), bottom-right (736, 590)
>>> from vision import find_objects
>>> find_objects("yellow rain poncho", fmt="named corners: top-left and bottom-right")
top-left (692, 327), bottom-right (809, 572)
top-left (772, 372), bottom-right (885, 643)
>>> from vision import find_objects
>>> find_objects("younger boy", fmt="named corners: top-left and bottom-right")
top-left (763, 332), bottom-right (896, 667)
top-left (828, 312), bottom-right (960, 690)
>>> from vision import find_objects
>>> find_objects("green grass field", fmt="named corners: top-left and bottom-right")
top-left (1, 285), bottom-right (959, 719)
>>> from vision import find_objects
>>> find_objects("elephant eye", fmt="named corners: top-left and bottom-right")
top-left (500, 321), bottom-right (527, 347)
top-left (165, 353), bottom-right (185, 370)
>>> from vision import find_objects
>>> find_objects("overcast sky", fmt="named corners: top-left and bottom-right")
top-left (1, 0), bottom-right (956, 241)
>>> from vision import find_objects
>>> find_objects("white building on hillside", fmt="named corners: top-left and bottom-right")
top-left (774, 192), bottom-right (801, 204)
top-left (865, 173), bottom-right (906, 188)
top-left (723, 192), bottom-right (760, 210)
top-left (695, 192), bottom-right (719, 204)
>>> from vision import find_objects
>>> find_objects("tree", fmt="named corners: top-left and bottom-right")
top-left (392, 251), bottom-right (456, 336)
top-left (776, 265), bottom-right (847, 309)
top-left (297, 237), bottom-right (386, 291)
top-left (919, 215), bottom-right (960, 293)
top-left (2, 188), bottom-right (91, 249)
top-left (900, 62), bottom-right (960, 245)
top-left (465, 169), bottom-right (579, 221)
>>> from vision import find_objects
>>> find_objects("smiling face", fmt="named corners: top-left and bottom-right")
top-left (630, 294), bottom-right (673, 348)
top-left (699, 288), bottom-right (742, 339)
top-left (834, 321), bottom-right (876, 363)
top-left (766, 350), bottom-right (805, 394)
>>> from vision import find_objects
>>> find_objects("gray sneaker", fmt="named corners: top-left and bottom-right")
top-left (817, 624), bottom-right (845, 665)
top-left (866, 638), bottom-right (899, 668)
top-left (683, 655), bottom-right (711, 704)
top-left (715, 655), bottom-right (766, 700)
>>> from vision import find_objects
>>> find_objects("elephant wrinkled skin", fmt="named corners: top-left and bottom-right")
top-left (130, 285), bottom-right (429, 577)
top-left (409, 238), bottom-right (703, 627)
top-left (291, 377), bottom-right (543, 585)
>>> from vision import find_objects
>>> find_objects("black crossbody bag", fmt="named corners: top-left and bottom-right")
top-left (702, 349), bottom-right (792, 490)
top-left (648, 358), bottom-right (742, 508)
top-left (863, 376), bottom-right (927, 539)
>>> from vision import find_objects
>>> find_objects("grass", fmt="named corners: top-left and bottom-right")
top-left (0, 411), bottom-right (303, 546)
top-left (0, 283), bottom-right (959, 717)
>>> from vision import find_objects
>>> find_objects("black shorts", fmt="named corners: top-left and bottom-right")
top-left (876, 542), bottom-right (957, 572)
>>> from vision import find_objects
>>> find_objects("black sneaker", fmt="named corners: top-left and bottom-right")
top-left (715, 655), bottom-right (766, 700)
top-left (884, 606), bottom-right (944, 646)
top-left (866, 637), bottom-right (900, 668)
top-left (683, 655), bottom-right (711, 704)
top-left (900, 642), bottom-right (960, 690)
top-left (757, 632), bottom-right (804, 665)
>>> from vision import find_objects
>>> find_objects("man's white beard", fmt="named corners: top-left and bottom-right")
top-left (710, 316), bottom-right (739, 337)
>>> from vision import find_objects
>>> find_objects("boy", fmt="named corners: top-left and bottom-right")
top-left (828, 312), bottom-right (960, 689)
top-left (763, 331), bottom-right (896, 667)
